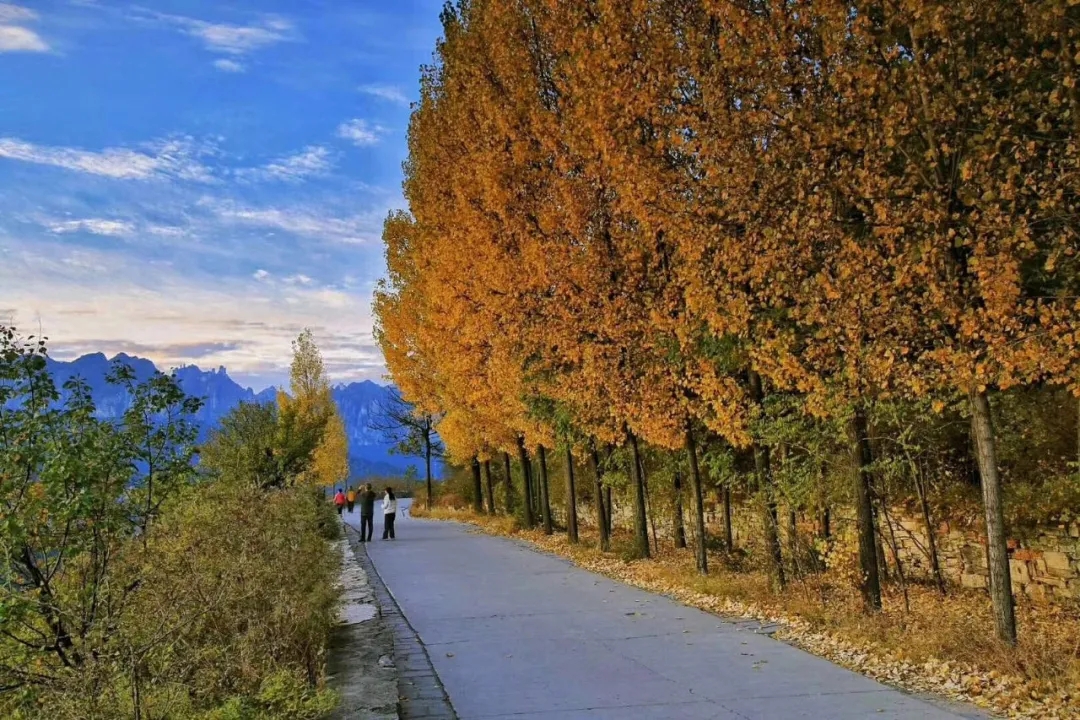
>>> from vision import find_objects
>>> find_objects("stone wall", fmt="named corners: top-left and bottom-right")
top-left (573, 496), bottom-right (1080, 603)
top-left (886, 515), bottom-right (1080, 602)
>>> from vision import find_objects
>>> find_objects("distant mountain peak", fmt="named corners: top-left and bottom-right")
top-left (43, 353), bottom-right (427, 479)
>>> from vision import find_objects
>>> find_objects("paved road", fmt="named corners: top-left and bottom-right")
top-left (358, 506), bottom-right (986, 720)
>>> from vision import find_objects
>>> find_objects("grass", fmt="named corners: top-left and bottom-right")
top-left (413, 505), bottom-right (1080, 720)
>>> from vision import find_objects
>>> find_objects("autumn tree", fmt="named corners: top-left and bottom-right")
top-left (277, 329), bottom-right (348, 488)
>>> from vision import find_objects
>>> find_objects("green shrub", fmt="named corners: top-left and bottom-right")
top-left (0, 328), bottom-right (343, 719)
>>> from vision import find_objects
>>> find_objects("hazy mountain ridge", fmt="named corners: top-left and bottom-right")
top-left (43, 353), bottom-right (420, 478)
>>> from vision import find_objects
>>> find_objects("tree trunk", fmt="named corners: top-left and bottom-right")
top-left (849, 405), bottom-right (882, 611)
top-left (471, 457), bottom-right (483, 514)
top-left (873, 503), bottom-right (891, 583)
top-left (604, 487), bottom-right (613, 535)
top-left (517, 437), bottom-right (535, 528)
top-left (538, 445), bottom-right (553, 535)
top-left (788, 508), bottom-right (801, 579)
top-left (503, 451), bottom-right (516, 514)
top-left (821, 506), bottom-right (831, 539)
top-left (483, 459), bottom-right (496, 516)
top-left (565, 446), bottom-right (579, 543)
top-left (969, 388), bottom-right (1017, 645)
top-left (685, 423), bottom-right (709, 574)
top-left (722, 486), bottom-right (733, 551)
top-left (531, 454), bottom-right (541, 518)
top-left (748, 370), bottom-right (785, 590)
top-left (673, 468), bottom-right (687, 550)
top-left (642, 454), bottom-right (659, 555)
top-left (590, 442), bottom-right (610, 551)
top-left (778, 443), bottom-right (800, 578)
top-left (424, 432), bottom-right (433, 510)
top-left (627, 428), bottom-right (651, 559)
top-left (880, 501), bottom-right (911, 613)
top-left (912, 459), bottom-right (945, 594)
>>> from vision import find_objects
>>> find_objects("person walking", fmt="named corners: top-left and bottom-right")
top-left (333, 488), bottom-right (346, 516)
top-left (382, 487), bottom-right (398, 540)
top-left (359, 483), bottom-right (377, 542)
top-left (346, 485), bottom-right (357, 514)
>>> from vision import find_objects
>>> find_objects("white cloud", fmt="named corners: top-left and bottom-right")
top-left (206, 200), bottom-right (383, 245)
top-left (213, 58), bottom-right (245, 73)
top-left (283, 274), bottom-right (313, 286)
top-left (0, 136), bottom-right (214, 181)
top-left (147, 224), bottom-right (187, 238)
top-left (139, 10), bottom-right (295, 55)
top-left (0, 4), bottom-right (47, 53)
top-left (0, 25), bottom-right (47, 52)
top-left (47, 218), bottom-right (134, 237)
top-left (0, 240), bottom-right (383, 385)
top-left (336, 119), bottom-right (386, 147)
top-left (358, 84), bottom-right (409, 106)
top-left (310, 288), bottom-right (351, 309)
top-left (0, 4), bottom-right (36, 22)
top-left (253, 269), bottom-right (270, 280)
top-left (239, 146), bottom-right (332, 182)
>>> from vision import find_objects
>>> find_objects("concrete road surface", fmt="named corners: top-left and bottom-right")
top-left (359, 506), bottom-right (987, 720)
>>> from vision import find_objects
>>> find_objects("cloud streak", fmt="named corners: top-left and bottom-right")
top-left (337, 119), bottom-right (387, 147)
top-left (0, 26), bottom-right (48, 52)
top-left (213, 58), bottom-right (245, 72)
top-left (238, 145), bottom-right (332, 182)
top-left (0, 4), bottom-right (47, 52)
top-left (136, 9), bottom-right (296, 56)
top-left (358, 84), bottom-right (409, 106)
top-left (0, 136), bottom-right (214, 181)
top-left (47, 218), bottom-right (135, 237)
top-left (206, 200), bottom-right (383, 245)
top-left (0, 3), bottom-right (36, 22)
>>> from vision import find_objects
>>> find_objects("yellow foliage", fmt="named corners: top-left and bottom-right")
top-left (313, 407), bottom-right (349, 487)
top-left (278, 329), bottom-right (349, 487)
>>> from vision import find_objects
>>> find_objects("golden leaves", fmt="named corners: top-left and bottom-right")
top-left (374, 0), bottom-right (1080, 458)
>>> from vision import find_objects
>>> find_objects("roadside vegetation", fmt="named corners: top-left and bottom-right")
top-left (0, 325), bottom-right (348, 719)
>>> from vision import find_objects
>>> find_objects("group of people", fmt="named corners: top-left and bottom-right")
top-left (333, 483), bottom-right (399, 541)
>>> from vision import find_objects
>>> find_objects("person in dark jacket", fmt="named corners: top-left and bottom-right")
top-left (359, 483), bottom-right (377, 542)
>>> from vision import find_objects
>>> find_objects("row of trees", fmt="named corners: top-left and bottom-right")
top-left (0, 326), bottom-right (349, 718)
top-left (375, 0), bottom-right (1080, 646)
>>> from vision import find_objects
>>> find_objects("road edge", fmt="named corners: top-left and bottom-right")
top-left (351, 521), bottom-right (459, 720)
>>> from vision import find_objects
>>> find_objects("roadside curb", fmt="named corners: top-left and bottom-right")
top-left (327, 525), bottom-right (399, 719)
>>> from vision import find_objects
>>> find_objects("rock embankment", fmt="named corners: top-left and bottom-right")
top-left (327, 530), bottom-right (398, 719)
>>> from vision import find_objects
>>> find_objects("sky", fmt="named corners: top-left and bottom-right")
top-left (0, 0), bottom-right (444, 389)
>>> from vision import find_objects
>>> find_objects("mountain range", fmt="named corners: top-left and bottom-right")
top-left (44, 353), bottom-right (425, 479)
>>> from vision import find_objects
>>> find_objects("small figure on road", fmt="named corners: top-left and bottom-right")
top-left (382, 487), bottom-right (398, 540)
top-left (346, 485), bottom-right (357, 514)
top-left (333, 488), bottom-right (346, 516)
top-left (359, 483), bottom-right (377, 542)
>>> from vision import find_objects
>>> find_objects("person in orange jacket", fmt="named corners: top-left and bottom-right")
top-left (346, 486), bottom-right (357, 513)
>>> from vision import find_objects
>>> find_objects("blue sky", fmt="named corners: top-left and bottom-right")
top-left (0, 0), bottom-right (443, 388)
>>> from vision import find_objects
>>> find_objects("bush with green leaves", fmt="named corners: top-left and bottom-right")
top-left (0, 327), bottom-right (340, 719)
